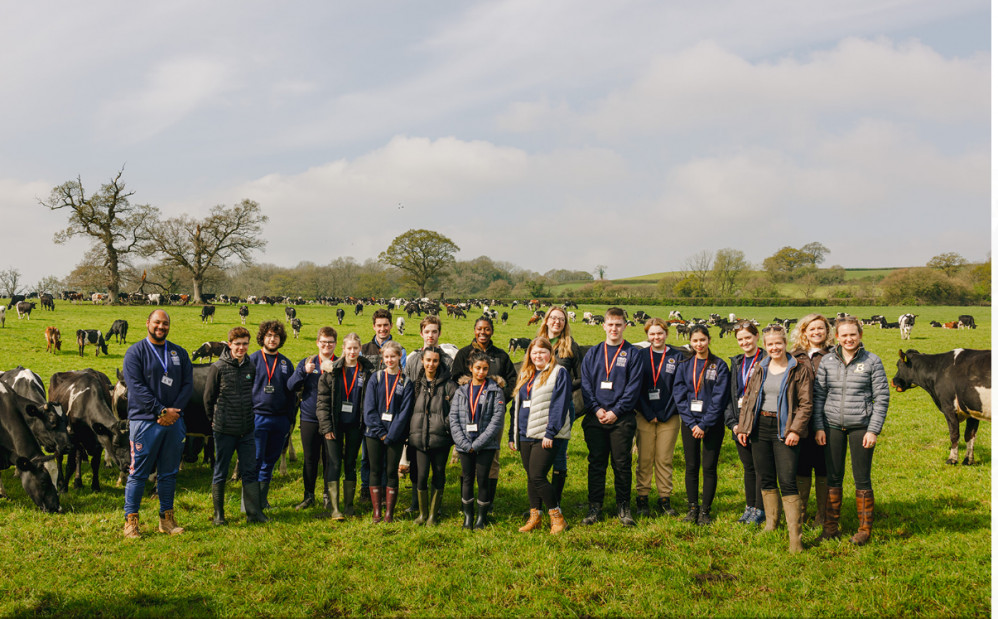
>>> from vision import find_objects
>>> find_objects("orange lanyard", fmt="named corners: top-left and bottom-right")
top-left (603, 342), bottom-right (623, 380)
top-left (692, 357), bottom-right (709, 399)
top-left (383, 371), bottom-right (402, 413)
top-left (649, 349), bottom-right (666, 387)
top-left (263, 353), bottom-right (278, 385)
top-left (469, 383), bottom-right (486, 422)
top-left (343, 364), bottom-right (358, 401)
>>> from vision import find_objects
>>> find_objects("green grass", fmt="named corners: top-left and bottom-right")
top-left (0, 302), bottom-right (990, 617)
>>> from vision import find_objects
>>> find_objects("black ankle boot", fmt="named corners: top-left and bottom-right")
top-left (581, 503), bottom-right (603, 525)
top-left (658, 497), bottom-right (678, 516)
top-left (617, 502), bottom-right (636, 527)
top-left (697, 505), bottom-right (713, 526)
top-left (683, 502), bottom-right (700, 523)
top-left (635, 495), bottom-right (650, 517)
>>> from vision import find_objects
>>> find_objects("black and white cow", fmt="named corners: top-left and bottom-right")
top-left (336, 308), bottom-right (345, 325)
top-left (395, 316), bottom-right (404, 336)
top-left (76, 330), bottom-right (108, 357)
top-left (16, 301), bottom-right (35, 319)
top-left (49, 370), bottom-right (130, 492)
top-left (192, 341), bottom-right (228, 363)
top-left (0, 367), bottom-right (70, 493)
top-left (107, 319), bottom-right (128, 344)
top-left (893, 348), bottom-right (991, 465)
top-left (200, 305), bottom-right (216, 324)
top-left (354, 303), bottom-right (364, 316)
top-left (285, 306), bottom-right (296, 323)
top-left (290, 317), bottom-right (302, 339)
top-left (6, 294), bottom-right (25, 310)
top-left (958, 315), bottom-right (977, 329)
top-left (899, 313), bottom-right (916, 340)
top-left (0, 383), bottom-right (62, 512)
top-left (238, 305), bottom-right (249, 325)
top-left (508, 338), bottom-right (531, 355)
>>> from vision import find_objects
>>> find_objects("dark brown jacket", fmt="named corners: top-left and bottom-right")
top-left (737, 354), bottom-right (814, 439)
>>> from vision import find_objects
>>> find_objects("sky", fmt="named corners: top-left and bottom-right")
top-left (0, 1), bottom-right (990, 285)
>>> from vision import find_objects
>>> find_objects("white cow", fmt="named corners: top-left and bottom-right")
top-left (396, 316), bottom-right (405, 336)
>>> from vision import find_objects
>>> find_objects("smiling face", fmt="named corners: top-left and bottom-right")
top-left (545, 310), bottom-right (566, 338)
top-left (804, 319), bottom-right (828, 348)
top-left (690, 331), bottom-right (710, 357)
top-left (228, 336), bottom-right (250, 361)
top-left (470, 360), bottom-right (490, 384)
top-left (422, 350), bottom-right (440, 377)
top-left (530, 345), bottom-right (552, 370)
top-left (836, 323), bottom-right (862, 354)
top-left (764, 332), bottom-right (786, 359)
top-left (382, 348), bottom-right (400, 372)
top-left (317, 336), bottom-right (337, 358)
top-left (646, 325), bottom-right (667, 350)
top-left (373, 318), bottom-right (391, 342)
top-left (146, 311), bottom-right (170, 343)
top-left (474, 321), bottom-right (493, 346)
top-left (343, 339), bottom-right (360, 365)
top-left (735, 328), bottom-right (758, 355)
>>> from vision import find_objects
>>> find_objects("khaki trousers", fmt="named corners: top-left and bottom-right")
top-left (635, 415), bottom-right (680, 498)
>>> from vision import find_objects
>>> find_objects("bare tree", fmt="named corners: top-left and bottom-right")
top-left (41, 169), bottom-right (157, 303)
top-left (0, 267), bottom-right (23, 298)
top-left (594, 264), bottom-right (608, 280)
top-left (682, 250), bottom-right (713, 296)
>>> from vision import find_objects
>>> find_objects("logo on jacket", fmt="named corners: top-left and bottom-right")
top-left (854, 363), bottom-right (865, 373)
top-left (134, 443), bottom-right (143, 452)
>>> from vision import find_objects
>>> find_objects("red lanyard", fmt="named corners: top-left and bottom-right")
top-left (526, 374), bottom-right (537, 396)
top-left (343, 364), bottom-right (358, 401)
top-left (692, 356), bottom-right (709, 399)
top-left (740, 349), bottom-right (760, 396)
top-left (384, 371), bottom-right (402, 413)
top-left (649, 348), bottom-right (666, 387)
top-left (469, 383), bottom-right (486, 422)
top-left (603, 342), bottom-right (623, 380)
top-left (263, 353), bottom-right (278, 385)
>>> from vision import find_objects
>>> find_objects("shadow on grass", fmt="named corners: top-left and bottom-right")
top-left (10, 591), bottom-right (216, 618)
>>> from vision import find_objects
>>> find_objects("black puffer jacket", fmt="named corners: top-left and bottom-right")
top-left (316, 355), bottom-right (376, 437)
top-left (408, 364), bottom-right (457, 451)
top-left (204, 348), bottom-right (256, 436)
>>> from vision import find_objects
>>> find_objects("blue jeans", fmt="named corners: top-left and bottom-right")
top-left (213, 431), bottom-right (257, 485)
top-left (123, 418), bottom-right (186, 517)
top-left (254, 414), bottom-right (291, 483)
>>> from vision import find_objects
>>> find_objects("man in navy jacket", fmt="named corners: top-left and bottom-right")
top-left (580, 307), bottom-right (643, 526)
top-left (121, 309), bottom-right (193, 538)
top-left (249, 320), bottom-right (296, 510)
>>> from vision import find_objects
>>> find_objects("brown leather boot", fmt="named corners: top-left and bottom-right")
top-left (761, 489), bottom-right (781, 532)
top-left (813, 476), bottom-right (828, 529)
top-left (782, 495), bottom-right (804, 553)
top-left (548, 508), bottom-right (567, 535)
top-left (123, 513), bottom-right (141, 539)
top-left (370, 487), bottom-right (383, 524)
top-left (519, 508), bottom-right (542, 532)
top-left (158, 509), bottom-right (184, 535)
top-left (850, 489), bottom-right (874, 546)
top-left (821, 486), bottom-right (842, 541)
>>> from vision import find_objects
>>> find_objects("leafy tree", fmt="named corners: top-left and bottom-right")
top-left (969, 258), bottom-right (990, 300)
top-left (41, 169), bottom-right (156, 303)
top-left (926, 252), bottom-right (968, 277)
top-left (143, 199), bottom-right (268, 303)
top-left (485, 279), bottom-right (512, 298)
top-left (378, 229), bottom-right (459, 297)
top-left (800, 242), bottom-right (830, 266)
top-left (881, 268), bottom-right (972, 304)
top-left (672, 274), bottom-right (700, 297)
top-left (594, 264), bottom-right (608, 280)
top-left (711, 248), bottom-right (748, 295)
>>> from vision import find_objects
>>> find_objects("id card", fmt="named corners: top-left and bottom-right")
top-left (737, 397), bottom-right (743, 409)
top-left (648, 389), bottom-right (661, 400)
top-left (522, 400), bottom-right (531, 409)
top-left (381, 412), bottom-right (393, 422)
top-left (466, 423), bottom-right (478, 433)
top-left (690, 400), bottom-right (704, 412)
top-left (161, 375), bottom-right (173, 386)
top-left (600, 381), bottom-right (613, 390)
top-left (341, 402), bottom-right (354, 413)
top-left (264, 385), bottom-right (275, 394)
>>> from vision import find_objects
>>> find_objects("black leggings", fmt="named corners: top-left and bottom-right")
top-left (459, 450), bottom-right (494, 503)
top-left (519, 440), bottom-right (556, 511)
top-left (299, 420), bottom-right (328, 496)
top-left (414, 447), bottom-right (449, 491)
top-left (750, 415), bottom-right (799, 495)
top-left (364, 437), bottom-right (404, 489)
top-left (796, 433), bottom-right (828, 477)
top-left (681, 423), bottom-right (723, 509)
top-left (734, 437), bottom-right (762, 508)
top-left (825, 427), bottom-right (875, 491)
top-left (324, 423), bottom-right (363, 482)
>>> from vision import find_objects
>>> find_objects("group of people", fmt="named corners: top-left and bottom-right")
top-left (118, 306), bottom-right (890, 552)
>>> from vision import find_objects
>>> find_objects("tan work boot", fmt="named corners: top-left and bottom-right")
top-left (761, 489), bottom-right (781, 532)
top-left (123, 513), bottom-right (141, 539)
top-left (158, 509), bottom-right (185, 535)
top-left (549, 508), bottom-right (567, 535)
top-left (782, 494), bottom-right (804, 553)
top-left (519, 508), bottom-right (542, 532)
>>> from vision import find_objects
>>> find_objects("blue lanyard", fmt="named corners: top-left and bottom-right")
top-left (740, 349), bottom-right (760, 396)
top-left (146, 339), bottom-right (169, 375)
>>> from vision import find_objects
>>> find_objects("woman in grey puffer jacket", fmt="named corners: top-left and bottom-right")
top-left (812, 317), bottom-right (889, 546)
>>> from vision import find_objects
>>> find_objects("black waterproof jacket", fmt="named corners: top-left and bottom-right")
top-left (204, 348), bottom-right (257, 436)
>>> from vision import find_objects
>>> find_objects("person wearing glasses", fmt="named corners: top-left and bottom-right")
top-left (725, 321), bottom-right (767, 526)
top-left (736, 325), bottom-right (814, 553)
top-left (672, 324), bottom-right (729, 526)
top-left (249, 320), bottom-right (296, 512)
top-left (789, 314), bottom-right (835, 530)
top-left (287, 326), bottom-right (339, 512)
top-left (812, 317), bottom-right (889, 546)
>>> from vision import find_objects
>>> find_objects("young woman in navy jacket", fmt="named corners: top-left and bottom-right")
top-left (725, 321), bottom-right (767, 526)
top-left (672, 324), bottom-right (730, 526)
top-left (362, 340), bottom-right (414, 523)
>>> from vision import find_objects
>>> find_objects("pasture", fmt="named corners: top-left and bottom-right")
top-left (0, 301), bottom-right (990, 617)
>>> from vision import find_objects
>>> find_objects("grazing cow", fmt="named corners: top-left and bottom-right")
top-left (395, 316), bottom-right (405, 336)
top-left (899, 313), bottom-right (916, 340)
top-left (147, 293), bottom-right (162, 305)
top-left (91, 293), bottom-right (105, 305)
top-left (893, 349), bottom-right (991, 465)
top-left (0, 383), bottom-right (62, 512)
top-left (6, 294), bottom-right (25, 309)
top-left (40, 294), bottom-right (54, 311)
top-left (668, 310), bottom-right (683, 321)
top-left (583, 311), bottom-right (593, 324)
top-left (591, 314), bottom-right (605, 326)
top-left (76, 330), bottom-right (108, 357)
top-left (501, 311), bottom-right (509, 325)
top-left (354, 303), bottom-right (364, 316)
top-left (191, 341), bottom-right (228, 363)
top-left (239, 305), bottom-right (249, 324)
top-left (16, 301), bottom-right (35, 319)
top-left (107, 319), bottom-right (128, 344)
top-left (878, 317), bottom-right (900, 330)
top-left (290, 317), bottom-right (303, 339)
top-left (958, 315), bottom-right (977, 329)
top-left (45, 327), bottom-right (61, 353)
top-left (0, 367), bottom-right (71, 488)
top-left (508, 338), bottom-right (531, 355)
top-left (49, 370), bottom-right (131, 492)
top-left (285, 306), bottom-right (296, 323)
top-left (527, 314), bottom-right (542, 326)
top-left (336, 308), bottom-right (345, 325)
top-left (201, 305), bottom-right (215, 324)
top-left (676, 323), bottom-right (692, 340)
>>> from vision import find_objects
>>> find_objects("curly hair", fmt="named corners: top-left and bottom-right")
top-left (257, 320), bottom-right (287, 348)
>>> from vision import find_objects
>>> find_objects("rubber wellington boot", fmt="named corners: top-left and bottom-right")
top-left (212, 483), bottom-right (227, 525)
top-left (474, 500), bottom-right (491, 530)
top-left (342, 481), bottom-right (356, 517)
top-left (328, 481), bottom-right (344, 521)
top-left (414, 490), bottom-right (429, 525)
top-left (761, 489), bottom-right (781, 532)
top-left (259, 480), bottom-right (271, 510)
top-left (782, 494), bottom-right (804, 553)
top-left (243, 481), bottom-right (269, 523)
top-left (370, 487), bottom-right (383, 523)
top-left (384, 487), bottom-right (399, 523)
top-left (461, 498), bottom-right (475, 530)
top-left (426, 488), bottom-right (443, 526)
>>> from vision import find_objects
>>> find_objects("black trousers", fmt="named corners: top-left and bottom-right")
top-left (364, 437), bottom-right (405, 490)
top-left (299, 420), bottom-right (328, 496)
top-left (519, 440), bottom-right (556, 511)
top-left (750, 415), bottom-right (799, 495)
top-left (680, 422), bottom-right (723, 509)
top-left (414, 446), bottom-right (449, 491)
top-left (459, 450), bottom-right (494, 503)
top-left (797, 433), bottom-right (828, 477)
top-left (734, 436), bottom-right (762, 509)
top-left (324, 423), bottom-right (363, 482)
top-left (582, 413), bottom-right (636, 506)
top-left (825, 426), bottom-right (875, 491)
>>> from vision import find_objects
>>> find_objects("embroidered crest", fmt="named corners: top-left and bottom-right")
top-left (135, 443), bottom-right (143, 452)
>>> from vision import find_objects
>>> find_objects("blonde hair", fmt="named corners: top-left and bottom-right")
top-left (381, 340), bottom-right (403, 357)
top-left (643, 317), bottom-right (669, 334)
top-left (790, 314), bottom-right (834, 352)
top-left (342, 332), bottom-right (362, 347)
top-left (515, 337), bottom-right (557, 392)
top-left (536, 307), bottom-right (575, 358)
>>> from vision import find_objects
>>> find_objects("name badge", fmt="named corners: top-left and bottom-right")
top-left (341, 402), bottom-right (354, 413)
top-left (264, 385), bottom-right (275, 394)
top-left (706, 369), bottom-right (717, 381)
top-left (172, 357), bottom-right (180, 366)
top-left (522, 400), bottom-right (531, 409)
top-left (737, 397), bottom-right (744, 409)
top-left (648, 389), bottom-right (660, 400)
top-left (466, 424), bottom-right (478, 433)
top-left (161, 375), bottom-right (173, 386)
top-left (381, 412), bottom-right (393, 422)
top-left (690, 400), bottom-right (704, 412)
top-left (665, 363), bottom-right (676, 374)
top-left (600, 381), bottom-right (613, 390)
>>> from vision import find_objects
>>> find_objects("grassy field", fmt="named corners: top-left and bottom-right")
top-left (0, 301), bottom-right (990, 617)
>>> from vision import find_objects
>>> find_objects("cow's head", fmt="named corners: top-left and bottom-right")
top-left (23, 402), bottom-right (72, 454)
top-left (111, 378), bottom-right (129, 420)
top-left (93, 420), bottom-right (131, 476)
top-left (15, 456), bottom-right (61, 513)
top-left (892, 349), bottom-right (919, 392)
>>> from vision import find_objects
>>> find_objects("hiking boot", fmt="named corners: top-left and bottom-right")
top-left (158, 509), bottom-right (184, 535)
top-left (123, 513), bottom-right (141, 539)
top-left (581, 503), bottom-right (603, 525)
